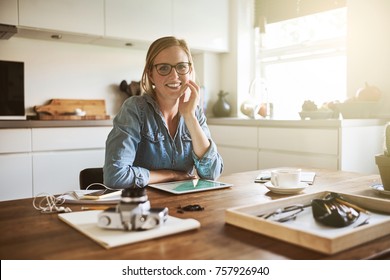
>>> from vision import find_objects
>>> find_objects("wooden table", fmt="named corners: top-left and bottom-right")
top-left (1, 168), bottom-right (390, 260)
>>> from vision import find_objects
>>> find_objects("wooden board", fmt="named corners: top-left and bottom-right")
top-left (225, 191), bottom-right (390, 255)
top-left (34, 99), bottom-right (109, 120)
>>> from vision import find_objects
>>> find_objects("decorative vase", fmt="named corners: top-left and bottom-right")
top-left (375, 155), bottom-right (390, 191)
top-left (375, 122), bottom-right (390, 190)
top-left (213, 91), bottom-right (231, 117)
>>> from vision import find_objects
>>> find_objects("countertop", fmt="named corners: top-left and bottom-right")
top-left (207, 117), bottom-right (390, 128)
top-left (1, 117), bottom-right (388, 129)
top-left (0, 119), bottom-right (113, 128)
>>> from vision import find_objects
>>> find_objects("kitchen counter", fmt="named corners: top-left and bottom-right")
top-left (0, 119), bottom-right (113, 128)
top-left (207, 117), bottom-right (389, 128)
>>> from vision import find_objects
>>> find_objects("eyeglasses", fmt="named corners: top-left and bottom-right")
top-left (258, 204), bottom-right (310, 223)
top-left (154, 62), bottom-right (191, 76)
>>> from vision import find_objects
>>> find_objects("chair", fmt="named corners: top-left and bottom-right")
top-left (79, 167), bottom-right (104, 189)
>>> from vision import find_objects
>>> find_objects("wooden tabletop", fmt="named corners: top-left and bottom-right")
top-left (1, 168), bottom-right (390, 260)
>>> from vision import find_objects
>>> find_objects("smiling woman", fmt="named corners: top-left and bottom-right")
top-left (103, 36), bottom-right (224, 189)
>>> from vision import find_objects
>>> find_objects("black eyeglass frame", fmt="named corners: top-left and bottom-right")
top-left (153, 62), bottom-right (192, 76)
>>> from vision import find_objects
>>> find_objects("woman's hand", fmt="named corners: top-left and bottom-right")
top-left (178, 80), bottom-right (200, 119)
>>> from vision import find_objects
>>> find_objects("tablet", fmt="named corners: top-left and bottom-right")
top-left (148, 179), bottom-right (232, 194)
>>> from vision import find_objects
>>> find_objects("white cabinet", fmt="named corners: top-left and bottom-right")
top-left (258, 127), bottom-right (339, 170)
top-left (33, 149), bottom-right (105, 195)
top-left (209, 120), bottom-right (385, 175)
top-left (105, 0), bottom-right (173, 42)
top-left (0, 0), bottom-right (18, 25)
top-left (18, 0), bottom-right (104, 36)
top-left (0, 126), bottom-right (112, 201)
top-left (209, 125), bottom-right (258, 174)
top-left (173, 0), bottom-right (229, 52)
top-left (0, 129), bottom-right (32, 201)
top-left (31, 127), bottom-right (112, 196)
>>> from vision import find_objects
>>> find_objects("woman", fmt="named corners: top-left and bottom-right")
top-left (103, 36), bottom-right (223, 188)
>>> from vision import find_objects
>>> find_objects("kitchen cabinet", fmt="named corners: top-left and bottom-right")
top-left (18, 0), bottom-right (104, 36)
top-left (31, 127), bottom-right (112, 196)
top-left (173, 0), bottom-right (229, 52)
top-left (105, 0), bottom-right (229, 52)
top-left (0, 125), bottom-right (112, 201)
top-left (105, 0), bottom-right (173, 42)
top-left (0, 129), bottom-right (33, 201)
top-left (0, 0), bottom-right (18, 25)
top-left (208, 119), bottom-right (386, 175)
top-left (258, 127), bottom-right (339, 170)
top-left (209, 125), bottom-right (258, 174)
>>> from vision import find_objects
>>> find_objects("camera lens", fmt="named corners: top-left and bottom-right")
top-left (121, 187), bottom-right (148, 203)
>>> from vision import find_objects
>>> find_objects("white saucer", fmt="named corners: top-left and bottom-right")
top-left (264, 181), bottom-right (308, 195)
top-left (371, 184), bottom-right (390, 196)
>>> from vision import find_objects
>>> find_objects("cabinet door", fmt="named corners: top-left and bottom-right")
top-left (173, 0), bottom-right (229, 52)
top-left (0, 154), bottom-right (33, 201)
top-left (258, 150), bottom-right (338, 170)
top-left (209, 125), bottom-right (258, 174)
top-left (33, 149), bottom-right (105, 195)
top-left (105, 0), bottom-right (173, 41)
top-left (18, 0), bottom-right (104, 36)
top-left (0, 0), bottom-right (18, 25)
top-left (219, 146), bottom-right (257, 175)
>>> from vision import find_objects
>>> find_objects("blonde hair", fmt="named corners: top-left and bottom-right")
top-left (141, 36), bottom-right (195, 94)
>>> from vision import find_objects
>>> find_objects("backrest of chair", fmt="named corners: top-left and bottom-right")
top-left (79, 167), bottom-right (104, 189)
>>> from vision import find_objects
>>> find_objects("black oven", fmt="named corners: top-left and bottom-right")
top-left (0, 60), bottom-right (25, 119)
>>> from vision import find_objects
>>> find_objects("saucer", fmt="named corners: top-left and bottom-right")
top-left (371, 184), bottom-right (390, 196)
top-left (264, 181), bottom-right (308, 195)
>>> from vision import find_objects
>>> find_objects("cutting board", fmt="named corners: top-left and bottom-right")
top-left (34, 99), bottom-right (110, 120)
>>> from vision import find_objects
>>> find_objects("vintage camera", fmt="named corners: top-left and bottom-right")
top-left (97, 188), bottom-right (168, 231)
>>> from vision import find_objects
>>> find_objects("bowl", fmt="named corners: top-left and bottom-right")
top-left (299, 111), bottom-right (334, 120)
top-left (337, 102), bottom-right (379, 119)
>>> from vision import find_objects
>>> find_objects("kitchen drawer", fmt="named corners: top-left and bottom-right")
top-left (209, 125), bottom-right (258, 148)
top-left (258, 127), bottom-right (338, 155)
top-left (0, 129), bottom-right (31, 153)
top-left (32, 127), bottom-right (111, 151)
top-left (258, 150), bottom-right (338, 170)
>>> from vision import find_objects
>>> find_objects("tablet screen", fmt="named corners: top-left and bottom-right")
top-left (148, 179), bottom-right (232, 194)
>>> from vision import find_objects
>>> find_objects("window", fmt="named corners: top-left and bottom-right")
top-left (256, 7), bottom-right (347, 119)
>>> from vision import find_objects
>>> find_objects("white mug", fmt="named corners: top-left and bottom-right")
top-left (271, 169), bottom-right (301, 188)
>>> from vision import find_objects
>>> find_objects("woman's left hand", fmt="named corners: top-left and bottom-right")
top-left (178, 80), bottom-right (200, 118)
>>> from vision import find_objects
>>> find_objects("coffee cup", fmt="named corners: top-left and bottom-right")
top-left (271, 169), bottom-right (301, 188)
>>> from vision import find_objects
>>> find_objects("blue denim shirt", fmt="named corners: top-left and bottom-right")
top-left (103, 93), bottom-right (223, 188)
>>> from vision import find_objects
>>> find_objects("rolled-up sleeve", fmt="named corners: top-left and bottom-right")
top-left (192, 139), bottom-right (223, 180)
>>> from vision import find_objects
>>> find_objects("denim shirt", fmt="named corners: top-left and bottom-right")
top-left (103, 93), bottom-right (223, 188)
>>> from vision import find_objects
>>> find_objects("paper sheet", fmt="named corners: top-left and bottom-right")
top-left (58, 210), bottom-right (200, 249)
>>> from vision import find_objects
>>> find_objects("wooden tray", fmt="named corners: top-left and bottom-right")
top-left (34, 99), bottom-right (110, 120)
top-left (225, 191), bottom-right (390, 254)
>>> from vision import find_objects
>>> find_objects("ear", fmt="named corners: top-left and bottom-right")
top-left (148, 70), bottom-right (155, 85)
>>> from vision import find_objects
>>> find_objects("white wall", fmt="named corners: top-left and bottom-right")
top-left (0, 37), bottom-right (146, 117)
top-left (347, 0), bottom-right (390, 116)
top-left (0, 37), bottom-right (224, 118)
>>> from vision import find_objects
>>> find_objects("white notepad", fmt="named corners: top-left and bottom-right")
top-left (58, 210), bottom-right (200, 249)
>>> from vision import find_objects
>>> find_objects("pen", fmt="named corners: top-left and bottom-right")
top-left (81, 206), bottom-right (111, 211)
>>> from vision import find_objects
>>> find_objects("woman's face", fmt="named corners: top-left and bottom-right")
top-left (149, 46), bottom-right (192, 102)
